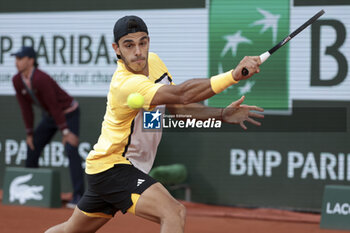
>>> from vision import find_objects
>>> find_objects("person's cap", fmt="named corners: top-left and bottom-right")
top-left (113, 15), bottom-right (148, 43)
top-left (11, 46), bottom-right (36, 58)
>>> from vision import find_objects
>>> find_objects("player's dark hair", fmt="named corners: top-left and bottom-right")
top-left (116, 42), bottom-right (121, 59)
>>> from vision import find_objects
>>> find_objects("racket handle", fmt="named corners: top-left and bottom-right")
top-left (241, 51), bottom-right (271, 76)
top-left (259, 51), bottom-right (270, 63)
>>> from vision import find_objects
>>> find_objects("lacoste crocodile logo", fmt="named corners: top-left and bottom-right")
top-left (9, 174), bottom-right (44, 204)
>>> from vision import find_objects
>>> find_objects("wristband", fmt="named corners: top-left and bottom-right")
top-left (210, 70), bottom-right (238, 94)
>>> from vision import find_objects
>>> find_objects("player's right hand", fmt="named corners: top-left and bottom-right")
top-left (62, 131), bottom-right (79, 147)
top-left (232, 56), bottom-right (261, 81)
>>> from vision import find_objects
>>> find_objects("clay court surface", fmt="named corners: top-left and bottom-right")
top-left (0, 193), bottom-right (345, 233)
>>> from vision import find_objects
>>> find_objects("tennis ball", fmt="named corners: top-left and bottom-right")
top-left (127, 93), bottom-right (144, 109)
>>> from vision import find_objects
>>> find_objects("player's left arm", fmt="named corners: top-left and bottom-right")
top-left (166, 96), bottom-right (264, 130)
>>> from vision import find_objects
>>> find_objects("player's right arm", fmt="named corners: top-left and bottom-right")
top-left (151, 56), bottom-right (261, 106)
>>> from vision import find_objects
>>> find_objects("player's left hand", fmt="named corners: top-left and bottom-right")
top-left (62, 131), bottom-right (79, 147)
top-left (222, 96), bottom-right (264, 130)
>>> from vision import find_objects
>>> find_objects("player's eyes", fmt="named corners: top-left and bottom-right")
top-left (140, 40), bottom-right (148, 46)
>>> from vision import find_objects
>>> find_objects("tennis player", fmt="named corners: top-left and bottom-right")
top-left (46, 15), bottom-right (263, 233)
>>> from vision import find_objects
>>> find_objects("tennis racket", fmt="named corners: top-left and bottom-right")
top-left (242, 9), bottom-right (325, 76)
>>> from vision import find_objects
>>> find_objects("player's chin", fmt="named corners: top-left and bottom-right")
top-left (132, 63), bottom-right (146, 71)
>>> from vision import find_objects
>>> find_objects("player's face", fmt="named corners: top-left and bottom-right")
top-left (114, 32), bottom-right (149, 75)
top-left (15, 57), bottom-right (33, 73)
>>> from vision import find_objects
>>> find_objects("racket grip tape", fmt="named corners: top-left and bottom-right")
top-left (260, 51), bottom-right (271, 63)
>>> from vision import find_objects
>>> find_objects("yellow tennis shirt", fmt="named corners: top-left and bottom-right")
top-left (85, 52), bottom-right (173, 174)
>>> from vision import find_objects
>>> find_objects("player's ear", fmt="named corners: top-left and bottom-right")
top-left (112, 42), bottom-right (121, 56)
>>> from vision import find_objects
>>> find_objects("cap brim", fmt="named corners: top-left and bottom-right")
top-left (11, 52), bottom-right (25, 57)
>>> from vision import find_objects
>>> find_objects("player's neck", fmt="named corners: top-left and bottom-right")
top-left (139, 65), bottom-right (149, 76)
top-left (21, 66), bottom-right (34, 79)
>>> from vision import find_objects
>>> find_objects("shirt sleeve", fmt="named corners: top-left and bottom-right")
top-left (153, 53), bottom-right (175, 85)
top-left (12, 77), bottom-right (34, 135)
top-left (168, 72), bottom-right (175, 85)
top-left (120, 75), bottom-right (164, 110)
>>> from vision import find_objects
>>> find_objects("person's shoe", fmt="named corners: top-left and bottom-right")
top-left (65, 195), bottom-right (81, 209)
